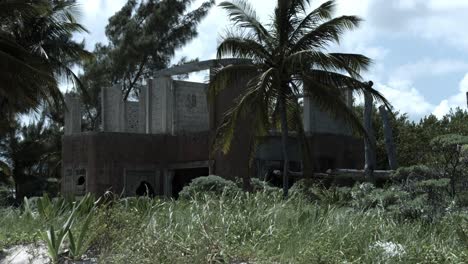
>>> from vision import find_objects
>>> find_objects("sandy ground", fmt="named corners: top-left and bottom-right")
top-left (0, 243), bottom-right (49, 264)
top-left (0, 244), bottom-right (98, 264)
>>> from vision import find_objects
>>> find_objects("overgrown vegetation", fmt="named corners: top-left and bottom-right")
top-left (0, 185), bottom-right (466, 263)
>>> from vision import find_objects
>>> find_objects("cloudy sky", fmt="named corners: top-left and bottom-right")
top-left (74, 0), bottom-right (468, 120)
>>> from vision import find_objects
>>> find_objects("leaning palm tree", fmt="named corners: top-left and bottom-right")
top-left (210, 0), bottom-right (390, 197)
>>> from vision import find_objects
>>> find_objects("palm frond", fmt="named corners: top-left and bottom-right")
top-left (291, 15), bottom-right (362, 52)
top-left (286, 50), bottom-right (371, 78)
top-left (289, 1), bottom-right (335, 43)
top-left (302, 74), bottom-right (368, 137)
top-left (214, 68), bottom-right (276, 153)
top-left (209, 63), bottom-right (257, 102)
top-left (219, 0), bottom-right (274, 46)
top-left (217, 34), bottom-right (272, 63)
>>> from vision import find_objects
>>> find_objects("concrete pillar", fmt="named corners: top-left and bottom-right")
top-left (139, 82), bottom-right (149, 133)
top-left (163, 169), bottom-right (174, 197)
top-left (159, 76), bottom-right (173, 134)
top-left (64, 94), bottom-right (81, 135)
top-left (101, 85), bottom-right (124, 132)
top-left (303, 96), bottom-right (312, 132)
top-left (149, 76), bottom-right (173, 134)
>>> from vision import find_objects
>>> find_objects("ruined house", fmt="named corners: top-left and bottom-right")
top-left (61, 59), bottom-right (363, 197)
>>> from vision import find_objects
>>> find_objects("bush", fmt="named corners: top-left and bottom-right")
top-left (250, 178), bottom-right (281, 194)
top-left (179, 175), bottom-right (240, 199)
top-left (430, 134), bottom-right (468, 196)
top-left (289, 179), bottom-right (320, 201)
top-left (350, 183), bottom-right (409, 211)
top-left (0, 186), bottom-right (15, 207)
top-left (391, 165), bottom-right (440, 183)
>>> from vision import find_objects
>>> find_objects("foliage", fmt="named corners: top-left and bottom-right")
top-left (391, 165), bottom-right (441, 182)
top-left (0, 160), bottom-right (12, 186)
top-left (356, 106), bottom-right (468, 169)
top-left (77, 0), bottom-right (215, 124)
top-left (0, 186), bottom-right (14, 207)
top-left (0, 0), bottom-right (91, 131)
top-left (210, 0), bottom-right (390, 197)
top-left (250, 177), bottom-right (281, 194)
top-left (178, 175), bottom-right (240, 199)
top-left (430, 134), bottom-right (468, 196)
top-left (0, 191), bottom-right (466, 263)
top-left (0, 113), bottom-right (62, 200)
top-left (289, 178), bottom-right (321, 201)
top-left (68, 208), bottom-right (94, 260)
top-left (41, 208), bottom-right (76, 263)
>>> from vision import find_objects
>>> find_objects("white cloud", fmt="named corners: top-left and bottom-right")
top-left (72, 0), bottom-right (468, 120)
top-left (433, 73), bottom-right (468, 118)
top-left (376, 80), bottom-right (434, 117)
top-left (363, 0), bottom-right (468, 52)
top-left (74, 0), bottom-right (127, 50)
top-left (392, 59), bottom-right (468, 82)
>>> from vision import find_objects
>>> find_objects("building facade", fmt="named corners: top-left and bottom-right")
top-left (61, 59), bottom-right (363, 197)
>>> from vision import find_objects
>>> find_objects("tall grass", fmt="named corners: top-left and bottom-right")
top-left (1, 191), bottom-right (467, 263)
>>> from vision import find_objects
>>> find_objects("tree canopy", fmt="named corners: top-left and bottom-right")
top-left (0, 0), bottom-right (91, 132)
top-left (210, 0), bottom-right (390, 196)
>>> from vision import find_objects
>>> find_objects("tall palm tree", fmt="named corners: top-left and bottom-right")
top-left (210, 0), bottom-right (391, 197)
top-left (0, 0), bottom-right (91, 131)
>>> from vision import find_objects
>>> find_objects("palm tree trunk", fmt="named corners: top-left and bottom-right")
top-left (378, 105), bottom-right (398, 170)
top-left (364, 91), bottom-right (376, 183)
top-left (279, 93), bottom-right (290, 198)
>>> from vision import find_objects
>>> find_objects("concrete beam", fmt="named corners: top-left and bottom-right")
top-left (167, 160), bottom-right (212, 170)
top-left (154, 59), bottom-right (251, 77)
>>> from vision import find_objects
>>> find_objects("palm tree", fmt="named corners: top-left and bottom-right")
top-left (0, 113), bottom-right (62, 200)
top-left (0, 0), bottom-right (91, 131)
top-left (210, 0), bottom-right (391, 197)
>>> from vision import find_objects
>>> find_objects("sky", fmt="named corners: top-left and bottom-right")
top-left (74, 0), bottom-right (468, 121)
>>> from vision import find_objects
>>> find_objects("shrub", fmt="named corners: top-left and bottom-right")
top-left (430, 134), bottom-right (468, 196)
top-left (391, 165), bottom-right (440, 183)
top-left (0, 186), bottom-right (15, 207)
top-left (250, 178), bottom-right (281, 194)
top-left (178, 175), bottom-right (240, 199)
top-left (289, 179), bottom-right (320, 201)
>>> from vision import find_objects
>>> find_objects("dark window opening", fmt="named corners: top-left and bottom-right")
top-left (264, 161), bottom-right (300, 189)
top-left (316, 157), bottom-right (336, 173)
top-left (172, 167), bottom-right (209, 198)
top-left (136, 181), bottom-right (155, 197)
top-left (77, 176), bottom-right (85, 186)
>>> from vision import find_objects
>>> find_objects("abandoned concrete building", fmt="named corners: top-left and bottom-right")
top-left (61, 59), bottom-right (363, 197)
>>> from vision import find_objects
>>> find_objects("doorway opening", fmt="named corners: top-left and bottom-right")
top-left (172, 167), bottom-right (209, 198)
top-left (136, 181), bottom-right (155, 197)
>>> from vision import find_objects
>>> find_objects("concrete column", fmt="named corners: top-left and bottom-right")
top-left (303, 96), bottom-right (312, 132)
top-left (163, 169), bottom-right (174, 197)
top-left (139, 81), bottom-right (151, 133)
top-left (64, 94), bottom-right (81, 135)
top-left (160, 76), bottom-right (173, 134)
top-left (151, 76), bottom-right (173, 134)
top-left (101, 85), bottom-right (124, 132)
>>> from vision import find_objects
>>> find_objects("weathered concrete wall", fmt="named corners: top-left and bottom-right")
top-left (125, 101), bottom-right (140, 133)
top-left (256, 133), bottom-right (364, 171)
top-left (62, 132), bottom-right (209, 196)
top-left (209, 70), bottom-right (257, 180)
top-left (303, 96), bottom-right (352, 135)
top-left (174, 80), bottom-right (209, 133)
